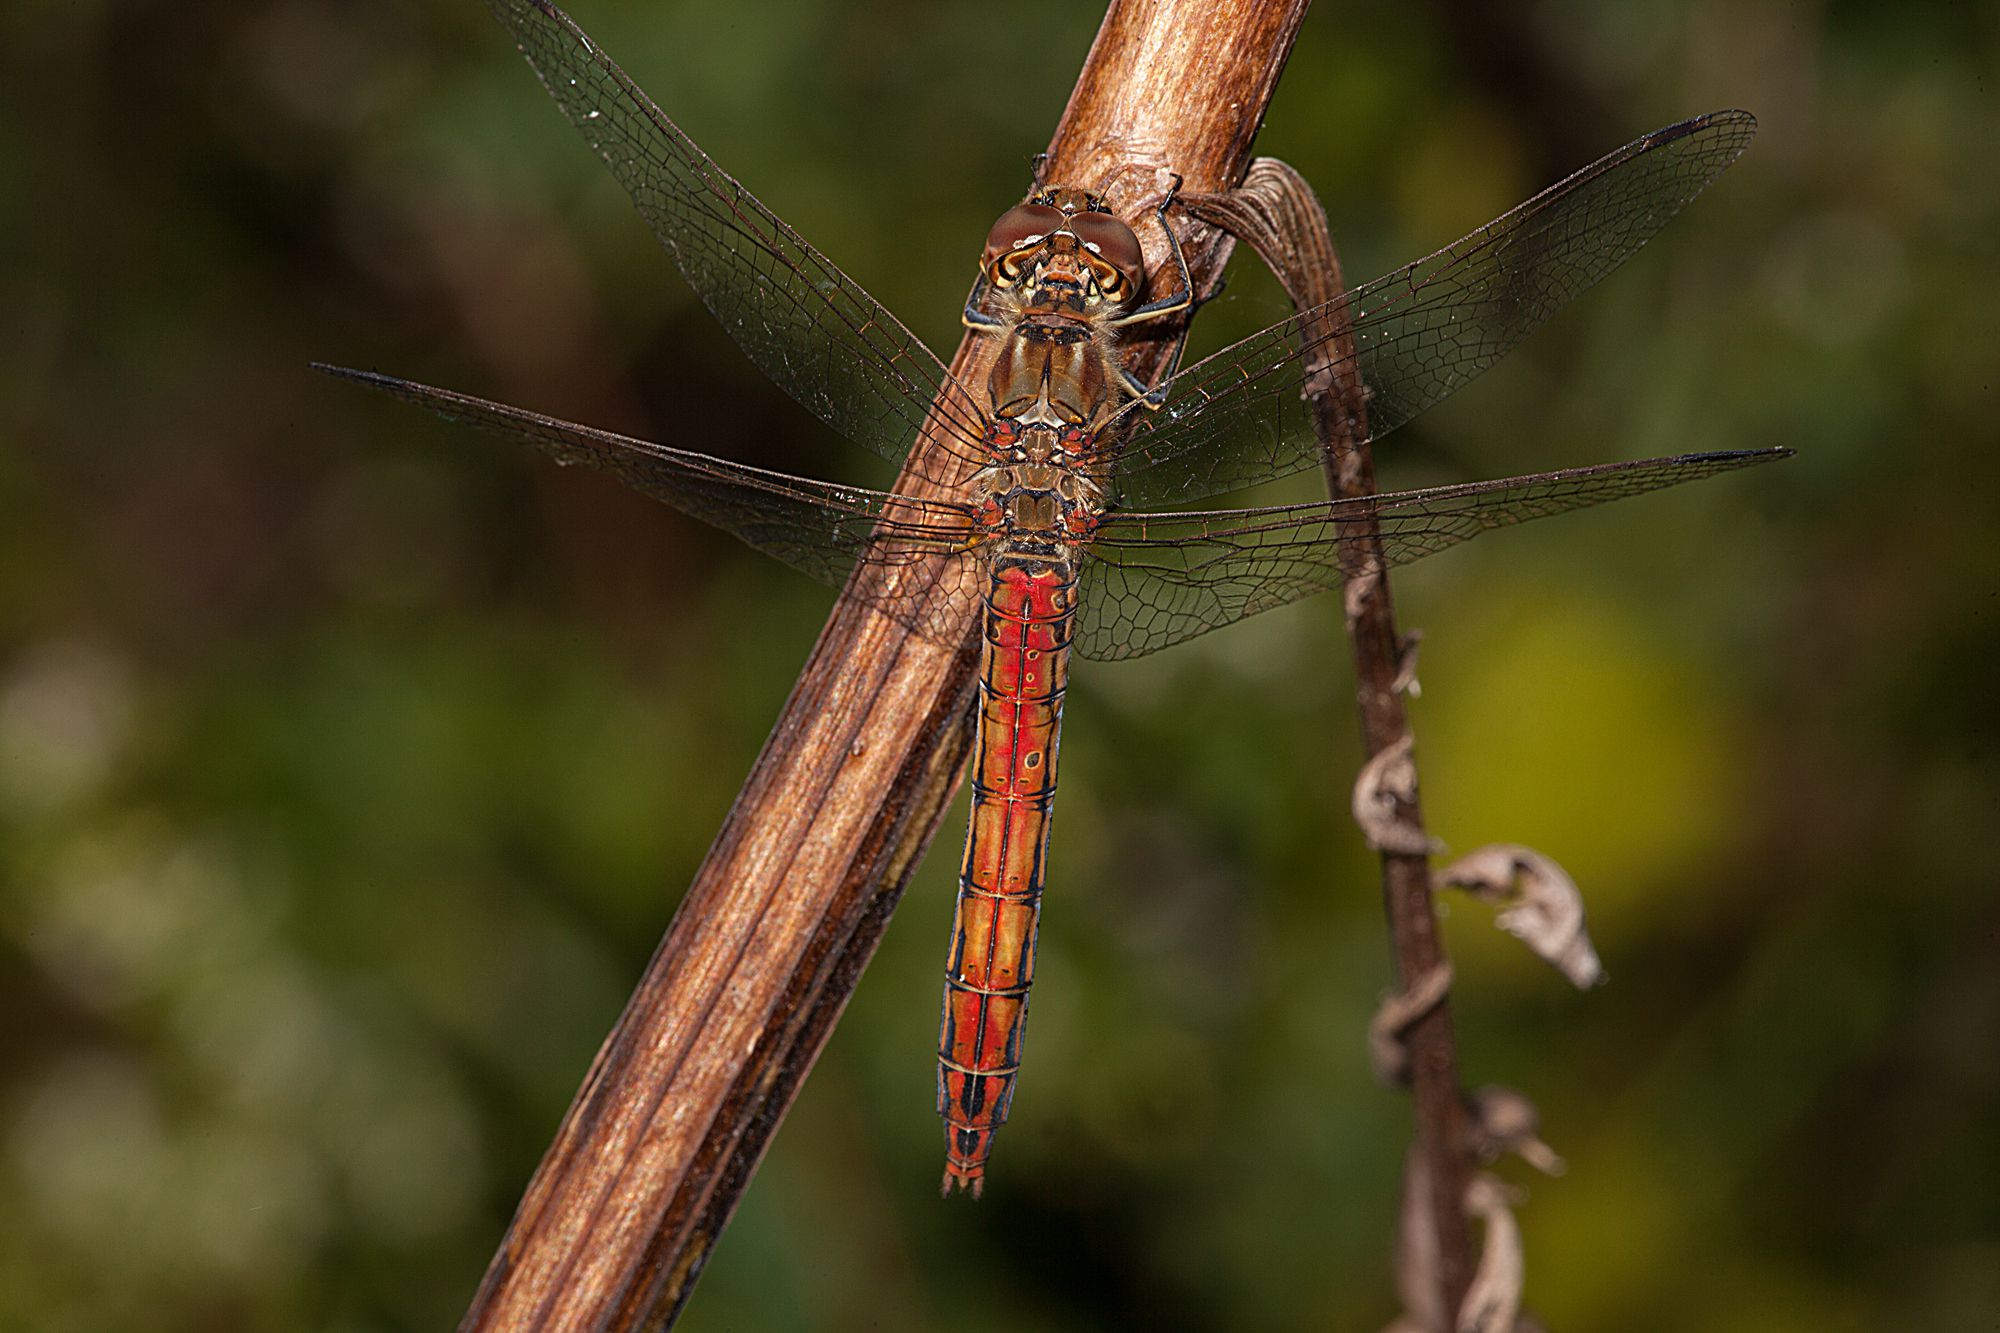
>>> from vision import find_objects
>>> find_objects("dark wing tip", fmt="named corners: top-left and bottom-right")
top-left (311, 364), bottom-right (473, 412)
top-left (1616, 446), bottom-right (1793, 473)
top-left (1702, 445), bottom-right (1793, 463)
top-left (310, 362), bottom-right (378, 384)
top-left (1642, 108), bottom-right (1758, 162)
top-left (1700, 107), bottom-right (1759, 132)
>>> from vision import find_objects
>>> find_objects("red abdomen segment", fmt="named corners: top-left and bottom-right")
top-left (937, 557), bottom-right (1075, 1197)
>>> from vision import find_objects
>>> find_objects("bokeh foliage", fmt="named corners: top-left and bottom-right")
top-left (2, 0), bottom-right (1995, 1329)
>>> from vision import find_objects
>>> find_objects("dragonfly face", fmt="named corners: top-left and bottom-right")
top-left (982, 187), bottom-right (1148, 313)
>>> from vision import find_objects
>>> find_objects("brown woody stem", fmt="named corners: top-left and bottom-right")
top-left (1182, 162), bottom-right (1477, 1324)
top-left (457, 2), bottom-right (1308, 1329)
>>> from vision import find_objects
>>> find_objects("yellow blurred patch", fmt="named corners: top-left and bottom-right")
top-left (1417, 586), bottom-right (1741, 967)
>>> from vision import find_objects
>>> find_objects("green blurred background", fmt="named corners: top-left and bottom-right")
top-left (3, 0), bottom-right (1994, 1328)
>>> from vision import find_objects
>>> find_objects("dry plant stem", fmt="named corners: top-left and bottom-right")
top-left (1182, 162), bottom-right (1475, 1322)
top-left (457, 3), bottom-right (1308, 1330)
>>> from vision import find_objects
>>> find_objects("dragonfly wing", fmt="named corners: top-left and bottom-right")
top-left (1072, 447), bottom-right (1791, 661)
top-left (483, 0), bottom-right (989, 482)
top-left (1107, 110), bottom-right (1759, 507)
top-left (320, 365), bottom-right (988, 646)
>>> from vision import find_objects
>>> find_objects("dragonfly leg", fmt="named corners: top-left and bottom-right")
top-left (1118, 269), bottom-right (1233, 408)
top-left (1117, 288), bottom-right (1212, 409)
top-left (962, 271), bottom-right (1007, 332)
top-left (1113, 174), bottom-right (1225, 409)
top-left (1110, 173), bottom-right (1195, 329)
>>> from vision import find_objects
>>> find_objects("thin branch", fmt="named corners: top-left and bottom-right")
top-left (1182, 161), bottom-right (1478, 1323)
top-left (457, 3), bottom-right (1307, 1329)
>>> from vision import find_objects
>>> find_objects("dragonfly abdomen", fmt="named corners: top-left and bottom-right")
top-left (937, 554), bottom-right (1076, 1197)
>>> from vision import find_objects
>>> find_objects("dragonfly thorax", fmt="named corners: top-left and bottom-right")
top-left (984, 315), bottom-right (1122, 436)
top-left (973, 435), bottom-right (1102, 543)
top-left (984, 417), bottom-right (1090, 467)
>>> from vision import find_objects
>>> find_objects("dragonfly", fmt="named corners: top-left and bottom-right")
top-left (321, 0), bottom-right (1788, 1197)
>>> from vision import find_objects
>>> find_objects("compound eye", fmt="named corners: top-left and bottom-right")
top-left (1069, 212), bottom-right (1146, 296)
top-left (984, 203), bottom-right (1064, 267)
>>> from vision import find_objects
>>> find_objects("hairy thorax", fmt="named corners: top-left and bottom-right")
top-left (973, 414), bottom-right (1105, 549)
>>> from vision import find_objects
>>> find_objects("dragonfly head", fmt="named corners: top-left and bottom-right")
top-left (981, 188), bottom-right (1147, 309)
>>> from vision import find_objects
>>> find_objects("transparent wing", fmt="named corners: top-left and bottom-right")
top-left (319, 365), bottom-right (989, 644)
top-left (484, 0), bottom-right (989, 482)
top-left (1106, 110), bottom-right (1759, 507)
top-left (1073, 447), bottom-right (1791, 660)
